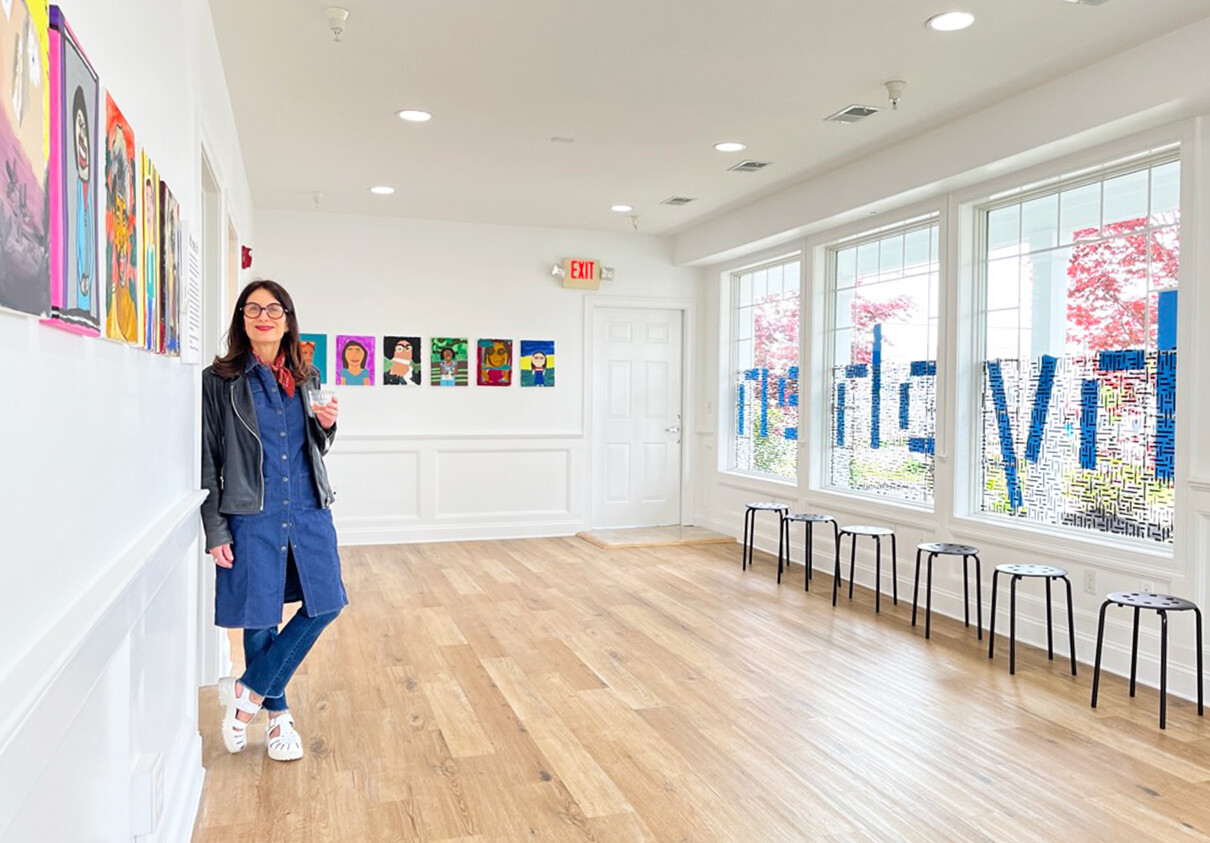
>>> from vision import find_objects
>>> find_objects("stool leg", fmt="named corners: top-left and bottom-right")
top-left (989, 569), bottom-right (1000, 658)
top-left (1129, 606), bottom-right (1141, 697)
top-left (1010, 575), bottom-right (1019, 675)
top-left (975, 555), bottom-right (983, 641)
top-left (1045, 578), bottom-right (1054, 660)
top-left (912, 548), bottom-right (923, 627)
top-left (742, 509), bottom-right (751, 570)
top-left (1195, 607), bottom-right (1204, 716)
top-left (1159, 609), bottom-right (1169, 729)
top-left (1062, 576), bottom-right (1077, 676)
top-left (832, 527), bottom-right (842, 607)
top-left (776, 513), bottom-right (785, 584)
top-left (874, 536), bottom-right (882, 614)
top-left (962, 556), bottom-right (970, 629)
top-left (848, 535), bottom-right (857, 601)
top-left (925, 553), bottom-right (935, 640)
top-left (1091, 600), bottom-right (1111, 708)
top-left (803, 523), bottom-right (812, 592)
top-left (891, 534), bottom-right (898, 605)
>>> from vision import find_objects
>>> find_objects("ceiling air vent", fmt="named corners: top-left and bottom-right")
top-left (825, 104), bottom-right (883, 124)
top-left (728, 159), bottom-right (772, 173)
top-left (661, 196), bottom-right (696, 206)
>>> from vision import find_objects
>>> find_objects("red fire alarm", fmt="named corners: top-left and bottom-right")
top-left (241, 246), bottom-right (252, 270)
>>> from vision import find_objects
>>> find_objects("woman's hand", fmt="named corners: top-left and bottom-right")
top-left (209, 543), bottom-right (234, 568)
top-left (315, 395), bottom-right (339, 429)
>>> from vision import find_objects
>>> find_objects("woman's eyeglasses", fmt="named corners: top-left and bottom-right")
top-left (243, 302), bottom-right (287, 319)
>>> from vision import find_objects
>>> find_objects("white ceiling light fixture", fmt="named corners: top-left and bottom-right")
top-left (610, 204), bottom-right (633, 213)
top-left (885, 80), bottom-right (906, 110)
top-left (714, 142), bottom-right (747, 152)
top-left (370, 185), bottom-right (395, 195)
top-left (397, 109), bottom-right (432, 122)
top-left (325, 7), bottom-right (349, 42)
top-left (926, 11), bottom-right (975, 31)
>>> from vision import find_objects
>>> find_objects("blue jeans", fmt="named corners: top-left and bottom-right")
top-left (240, 603), bottom-right (340, 712)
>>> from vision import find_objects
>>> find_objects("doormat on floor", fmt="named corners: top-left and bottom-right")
top-left (576, 526), bottom-right (735, 549)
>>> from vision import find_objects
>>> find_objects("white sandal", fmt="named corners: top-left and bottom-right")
top-left (217, 677), bottom-right (262, 753)
top-left (266, 711), bottom-right (304, 762)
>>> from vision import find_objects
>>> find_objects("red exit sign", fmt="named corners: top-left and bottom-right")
top-left (561, 257), bottom-right (600, 289)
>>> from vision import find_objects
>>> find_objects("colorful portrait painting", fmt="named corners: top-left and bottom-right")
top-left (431, 337), bottom-right (468, 386)
top-left (159, 181), bottom-right (180, 355)
top-left (299, 332), bottom-right (327, 383)
top-left (140, 151), bottom-right (158, 351)
top-left (46, 7), bottom-right (98, 334)
top-left (335, 334), bottom-right (374, 386)
top-left (520, 340), bottom-right (555, 387)
top-left (477, 338), bottom-right (512, 386)
top-left (383, 335), bottom-right (420, 385)
top-left (0, 0), bottom-right (50, 317)
top-left (104, 91), bottom-right (137, 343)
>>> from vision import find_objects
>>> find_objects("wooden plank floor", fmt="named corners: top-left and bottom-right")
top-left (192, 538), bottom-right (1210, 842)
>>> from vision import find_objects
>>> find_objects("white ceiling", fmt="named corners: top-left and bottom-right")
top-left (208, 0), bottom-right (1210, 236)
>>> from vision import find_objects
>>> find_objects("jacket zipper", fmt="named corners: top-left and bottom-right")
top-left (231, 385), bottom-right (265, 511)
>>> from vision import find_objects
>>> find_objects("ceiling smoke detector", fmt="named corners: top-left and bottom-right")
top-left (885, 80), bottom-right (906, 110)
top-left (325, 7), bottom-right (349, 42)
top-left (824, 104), bottom-right (883, 124)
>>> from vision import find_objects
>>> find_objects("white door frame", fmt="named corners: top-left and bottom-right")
top-left (584, 295), bottom-right (698, 529)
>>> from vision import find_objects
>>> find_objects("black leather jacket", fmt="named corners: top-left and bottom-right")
top-left (200, 362), bottom-right (336, 550)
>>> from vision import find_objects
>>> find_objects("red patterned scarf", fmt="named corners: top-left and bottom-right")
top-left (255, 350), bottom-right (296, 397)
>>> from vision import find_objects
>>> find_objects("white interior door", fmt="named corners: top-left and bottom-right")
top-left (591, 307), bottom-right (683, 527)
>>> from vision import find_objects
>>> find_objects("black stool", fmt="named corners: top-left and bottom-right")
top-left (912, 543), bottom-right (982, 640)
top-left (779, 513), bottom-right (838, 591)
top-left (741, 502), bottom-right (788, 576)
top-left (988, 564), bottom-right (1076, 675)
top-left (1091, 592), bottom-right (1204, 729)
top-left (836, 525), bottom-right (897, 612)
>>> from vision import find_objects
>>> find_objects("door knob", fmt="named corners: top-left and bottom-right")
top-left (665, 424), bottom-right (681, 434)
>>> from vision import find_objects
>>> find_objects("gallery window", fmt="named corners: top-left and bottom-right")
top-left (825, 218), bottom-right (940, 505)
top-left (977, 154), bottom-right (1179, 543)
top-left (730, 256), bottom-right (801, 480)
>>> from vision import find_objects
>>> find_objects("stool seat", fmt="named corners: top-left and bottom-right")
top-left (841, 524), bottom-right (895, 537)
top-left (747, 501), bottom-right (788, 511)
top-left (1106, 592), bottom-right (1198, 612)
top-left (786, 512), bottom-right (835, 523)
top-left (995, 563), bottom-right (1066, 578)
top-left (918, 542), bottom-right (979, 556)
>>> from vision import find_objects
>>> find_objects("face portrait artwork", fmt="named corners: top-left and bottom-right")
top-left (104, 92), bottom-right (139, 344)
top-left (159, 181), bottom-right (181, 355)
top-left (140, 153), bottom-right (159, 351)
top-left (299, 333), bottom-right (328, 383)
top-left (383, 335), bottom-right (421, 386)
top-left (477, 338), bottom-right (513, 386)
top-left (520, 340), bottom-right (555, 387)
top-left (430, 337), bottom-right (468, 386)
top-left (335, 334), bottom-right (375, 386)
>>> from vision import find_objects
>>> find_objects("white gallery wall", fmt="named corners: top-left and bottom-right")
top-left (253, 209), bottom-right (702, 545)
top-left (0, 0), bottom-right (253, 840)
top-left (685, 17), bottom-right (1210, 702)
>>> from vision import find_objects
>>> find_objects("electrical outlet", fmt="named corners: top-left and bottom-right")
top-left (1083, 570), bottom-right (1096, 595)
top-left (1141, 580), bottom-right (1155, 594)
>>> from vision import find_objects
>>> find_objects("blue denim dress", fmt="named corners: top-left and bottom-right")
top-left (215, 362), bottom-right (347, 628)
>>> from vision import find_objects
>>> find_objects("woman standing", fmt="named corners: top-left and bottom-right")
top-left (200, 280), bottom-right (346, 761)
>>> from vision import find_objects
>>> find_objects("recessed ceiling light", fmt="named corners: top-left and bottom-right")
top-left (397, 109), bottom-right (432, 122)
top-left (611, 204), bottom-right (633, 213)
top-left (714, 142), bottom-right (747, 152)
top-left (370, 186), bottom-right (395, 195)
top-left (926, 11), bottom-right (975, 31)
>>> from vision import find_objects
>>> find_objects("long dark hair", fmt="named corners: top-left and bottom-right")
top-left (212, 280), bottom-right (311, 383)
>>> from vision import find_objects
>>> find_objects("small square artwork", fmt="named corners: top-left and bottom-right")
top-left (299, 333), bottom-right (328, 384)
top-left (104, 92), bottom-right (139, 344)
top-left (431, 337), bottom-right (468, 386)
top-left (383, 335), bottom-right (421, 385)
top-left (477, 338), bottom-right (513, 386)
top-left (335, 334), bottom-right (374, 385)
top-left (520, 340), bottom-right (555, 387)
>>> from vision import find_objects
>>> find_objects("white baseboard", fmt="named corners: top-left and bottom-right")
top-left (335, 518), bottom-right (586, 546)
top-left (156, 731), bottom-right (204, 843)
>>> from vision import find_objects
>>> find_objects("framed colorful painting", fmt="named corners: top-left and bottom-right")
top-left (104, 92), bottom-right (138, 344)
top-left (431, 337), bottom-right (468, 386)
top-left (520, 340), bottom-right (555, 387)
top-left (299, 332), bottom-right (328, 383)
top-left (159, 180), bottom-right (180, 355)
top-left (0, 0), bottom-right (51, 317)
top-left (335, 334), bottom-right (374, 385)
top-left (45, 5), bottom-right (98, 334)
top-left (140, 151), bottom-right (159, 351)
top-left (383, 335), bottom-right (421, 385)
top-left (477, 338), bottom-right (512, 386)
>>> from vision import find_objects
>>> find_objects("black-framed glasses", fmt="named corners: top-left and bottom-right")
top-left (243, 302), bottom-right (287, 319)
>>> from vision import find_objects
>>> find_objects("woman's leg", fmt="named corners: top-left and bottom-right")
top-left (241, 627), bottom-right (288, 712)
top-left (239, 604), bottom-right (341, 716)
